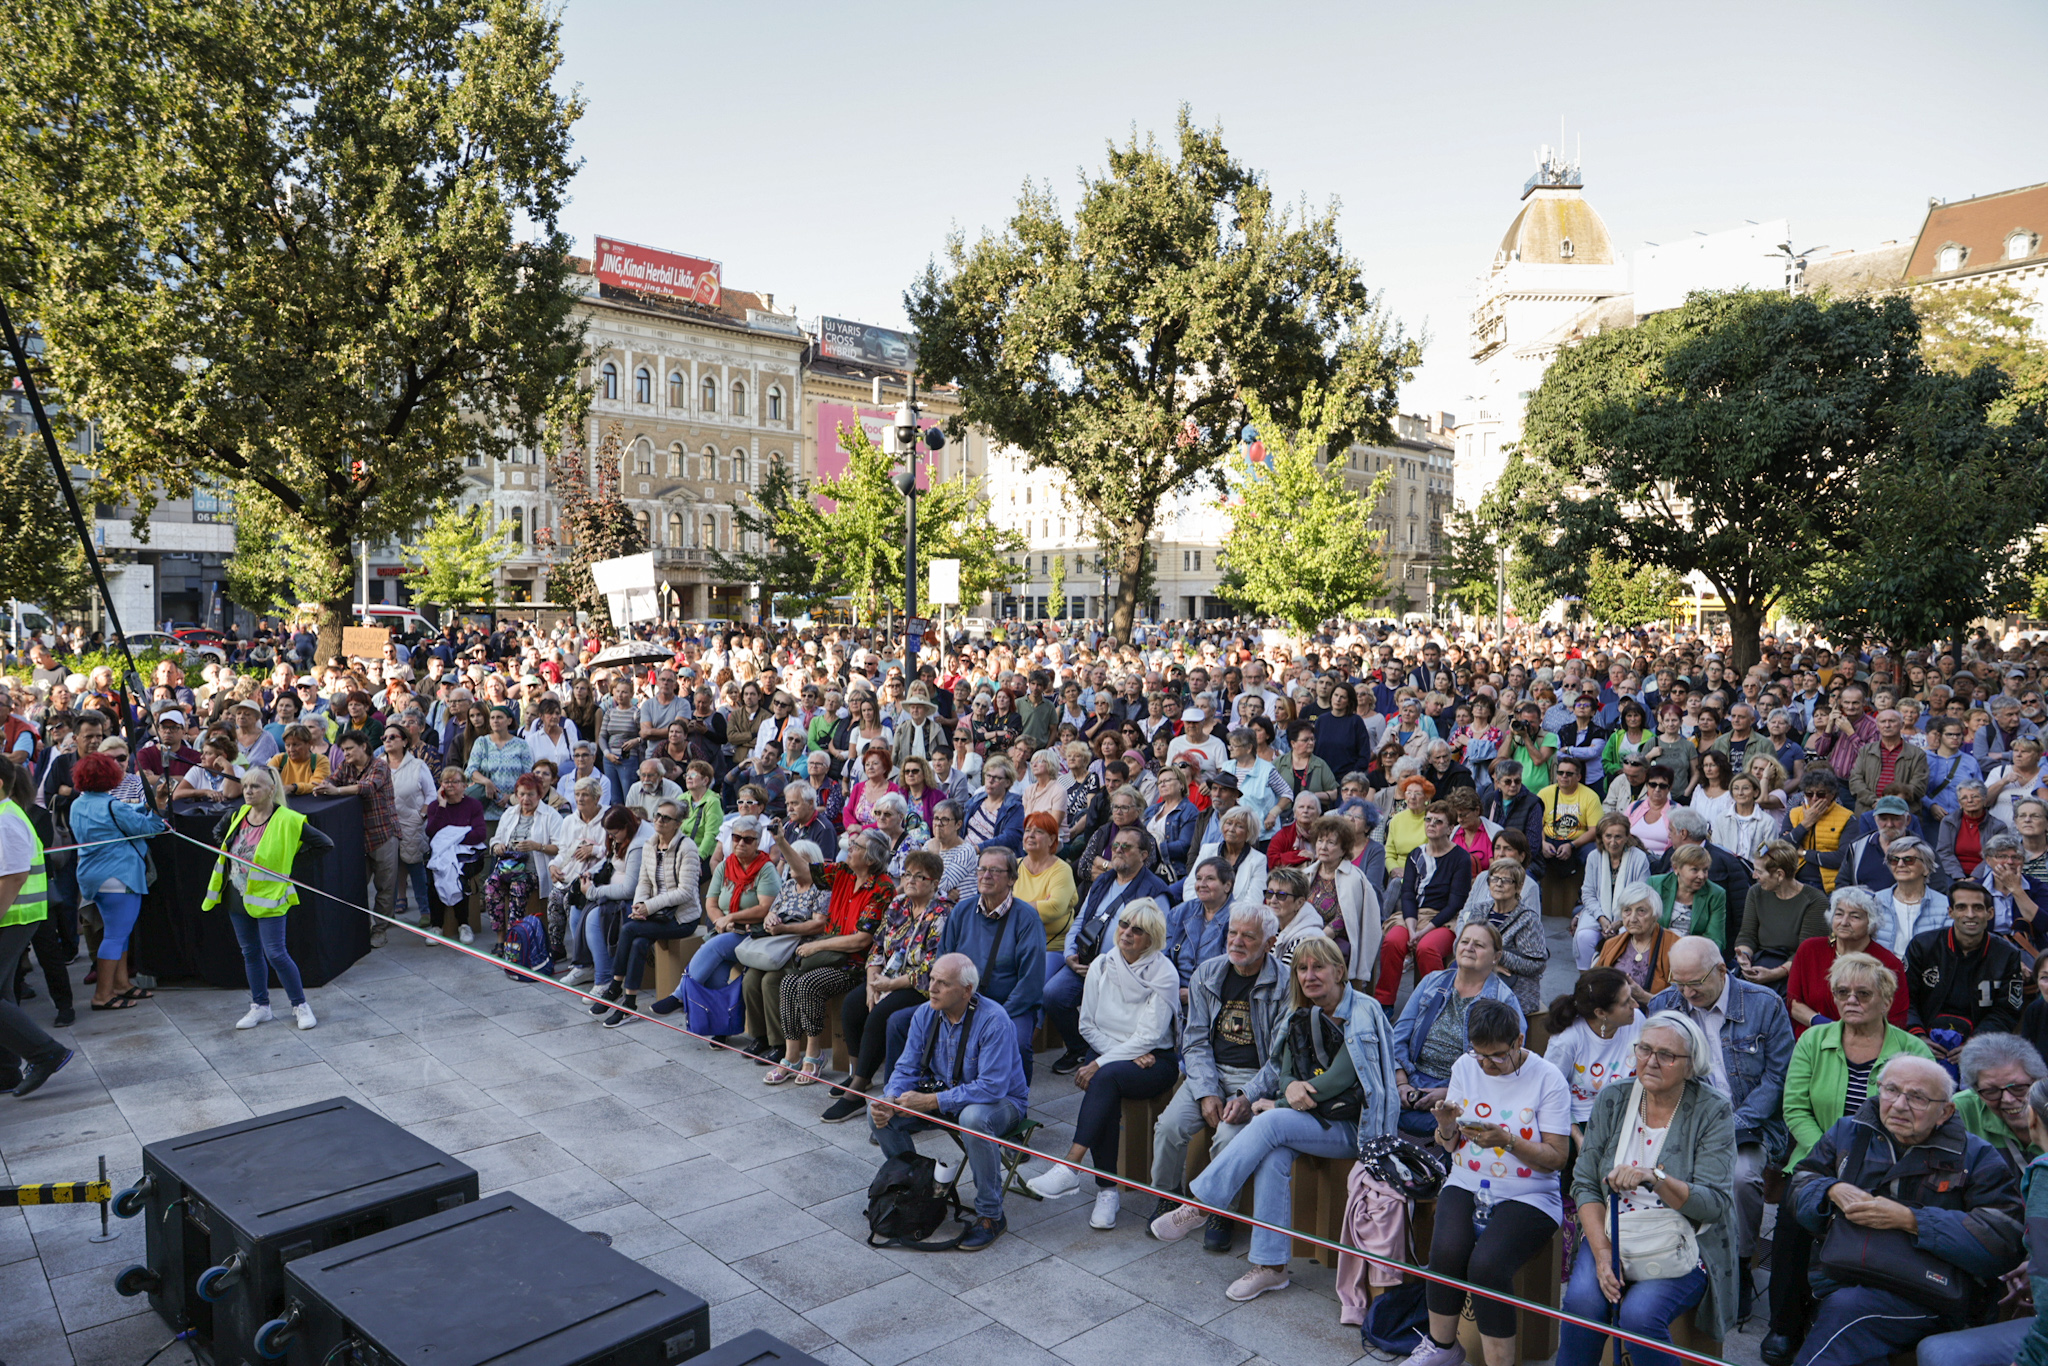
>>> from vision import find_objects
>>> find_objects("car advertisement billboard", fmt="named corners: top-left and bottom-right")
top-left (816, 316), bottom-right (916, 371)
top-left (592, 236), bottom-right (722, 308)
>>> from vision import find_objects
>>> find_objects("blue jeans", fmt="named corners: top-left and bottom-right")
top-left (876, 1098), bottom-right (1023, 1221)
top-left (1187, 1105), bottom-right (1358, 1267)
top-left (687, 931), bottom-right (746, 989)
top-left (404, 861), bottom-right (430, 917)
top-left (1044, 953), bottom-right (1086, 1056)
top-left (1398, 1069), bottom-right (1448, 1137)
top-left (584, 905), bottom-right (618, 983)
top-left (1557, 1254), bottom-right (1707, 1366)
top-left (1795, 1286), bottom-right (1941, 1366)
top-left (1916, 1318), bottom-right (2030, 1366)
top-left (227, 892), bottom-right (305, 1008)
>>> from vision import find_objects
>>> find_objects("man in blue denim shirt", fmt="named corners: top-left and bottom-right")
top-left (1650, 935), bottom-right (1794, 1310)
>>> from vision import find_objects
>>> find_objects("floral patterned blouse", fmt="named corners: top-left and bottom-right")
top-left (875, 893), bottom-right (953, 993)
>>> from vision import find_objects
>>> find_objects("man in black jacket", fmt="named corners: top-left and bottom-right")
top-left (1905, 881), bottom-right (2024, 1068)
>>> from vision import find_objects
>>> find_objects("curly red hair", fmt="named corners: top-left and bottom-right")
top-left (73, 752), bottom-right (126, 793)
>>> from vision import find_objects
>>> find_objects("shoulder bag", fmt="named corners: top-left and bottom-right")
top-left (1816, 1127), bottom-right (1977, 1315)
top-left (733, 934), bottom-right (802, 971)
top-left (1610, 1081), bottom-right (1701, 1282)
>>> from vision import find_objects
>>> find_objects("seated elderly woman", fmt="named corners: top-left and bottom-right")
top-left (483, 773), bottom-right (564, 942)
top-left (1784, 886), bottom-right (1910, 1037)
top-left (1026, 898), bottom-right (1179, 1228)
top-left (818, 848), bottom-right (953, 1124)
top-left (1766, 951), bottom-right (1935, 1356)
top-left (1786, 1054), bottom-right (2024, 1366)
top-left (1578, 813), bottom-right (1650, 971)
top-left (760, 825), bottom-right (894, 1085)
top-left (1596, 881), bottom-right (1682, 1009)
top-left (732, 838), bottom-right (828, 1060)
top-left (1392, 921), bottom-right (1526, 1136)
top-left (1648, 841), bottom-right (1728, 957)
top-left (1952, 1031), bottom-right (2048, 1172)
top-left (1454, 858), bottom-right (1549, 1019)
top-left (1151, 934), bottom-right (1400, 1304)
top-left (1410, 997), bottom-right (1572, 1366)
top-left (665, 814), bottom-right (783, 1005)
top-left (1556, 1011), bottom-right (1739, 1366)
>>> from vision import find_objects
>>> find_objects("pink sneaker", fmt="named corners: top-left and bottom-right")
top-left (1225, 1264), bottom-right (1291, 1302)
top-left (1148, 1202), bottom-right (1208, 1242)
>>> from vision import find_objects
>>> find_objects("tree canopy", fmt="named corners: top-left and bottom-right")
top-left (1516, 289), bottom-right (1928, 674)
top-left (708, 457), bottom-right (837, 618)
top-left (1218, 389), bottom-right (1390, 635)
top-left (0, 437), bottom-right (94, 610)
top-left (403, 504), bottom-right (515, 609)
top-left (0, 0), bottom-right (589, 660)
top-left (907, 107), bottom-right (1418, 642)
top-left (543, 422), bottom-right (644, 628)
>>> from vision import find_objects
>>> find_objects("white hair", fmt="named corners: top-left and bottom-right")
top-left (1881, 1053), bottom-right (1956, 1103)
top-left (1642, 1010), bottom-right (1714, 1075)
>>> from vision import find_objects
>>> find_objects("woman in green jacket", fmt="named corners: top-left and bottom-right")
top-left (1762, 951), bottom-right (1931, 1357)
top-left (1649, 843), bottom-right (1727, 956)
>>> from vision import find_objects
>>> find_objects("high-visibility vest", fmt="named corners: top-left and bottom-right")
top-left (0, 798), bottom-right (47, 928)
top-left (201, 804), bottom-right (310, 918)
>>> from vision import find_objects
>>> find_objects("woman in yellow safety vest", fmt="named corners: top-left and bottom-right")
top-left (201, 765), bottom-right (334, 1032)
top-left (0, 753), bottom-right (71, 1096)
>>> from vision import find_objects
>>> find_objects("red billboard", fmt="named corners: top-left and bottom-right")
top-left (591, 236), bottom-right (722, 308)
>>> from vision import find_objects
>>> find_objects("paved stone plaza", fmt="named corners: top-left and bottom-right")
top-left (1, 921), bottom-right (1767, 1366)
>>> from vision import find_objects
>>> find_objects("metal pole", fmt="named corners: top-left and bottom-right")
top-left (903, 484), bottom-right (917, 683)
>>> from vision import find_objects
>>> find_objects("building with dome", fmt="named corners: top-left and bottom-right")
top-left (1455, 147), bottom-right (1630, 510)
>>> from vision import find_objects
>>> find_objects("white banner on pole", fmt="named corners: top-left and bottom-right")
top-left (928, 558), bottom-right (961, 606)
top-left (593, 552), bottom-right (660, 631)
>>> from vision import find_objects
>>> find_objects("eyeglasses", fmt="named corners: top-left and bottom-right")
top-left (1471, 1047), bottom-right (1521, 1069)
top-left (654, 814), bottom-right (679, 824)
top-left (1878, 1082), bottom-right (1943, 1111)
top-left (1262, 889), bottom-right (1299, 902)
top-left (1978, 1080), bottom-right (2032, 1103)
top-left (1632, 1043), bottom-right (1688, 1067)
top-left (1885, 854), bottom-right (1921, 867)
top-left (731, 833), bottom-right (757, 843)
top-left (1668, 969), bottom-right (1720, 991)
top-left (1644, 781), bottom-right (1670, 790)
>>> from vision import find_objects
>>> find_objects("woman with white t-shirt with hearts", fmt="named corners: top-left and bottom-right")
top-left (1401, 997), bottom-right (1572, 1366)
top-left (1543, 966), bottom-right (1644, 1142)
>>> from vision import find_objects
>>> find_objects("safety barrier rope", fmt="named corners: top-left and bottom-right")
top-left (147, 821), bottom-right (1733, 1365)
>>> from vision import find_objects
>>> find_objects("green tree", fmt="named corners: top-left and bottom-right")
top-left (908, 107), bottom-right (1419, 643)
top-left (1517, 290), bottom-right (1926, 675)
top-left (1911, 279), bottom-right (2048, 428)
top-left (403, 503), bottom-right (514, 610)
top-left (708, 456), bottom-right (838, 619)
top-left (0, 437), bottom-right (93, 610)
top-left (1579, 551), bottom-right (1685, 630)
top-left (0, 0), bottom-right (589, 662)
top-left (1217, 389), bottom-right (1390, 634)
top-left (775, 424), bottom-right (1021, 623)
top-left (1786, 367), bottom-right (2048, 650)
top-left (1432, 457), bottom-right (1553, 623)
top-left (1049, 550), bottom-right (1068, 621)
top-left (542, 422), bottom-right (644, 629)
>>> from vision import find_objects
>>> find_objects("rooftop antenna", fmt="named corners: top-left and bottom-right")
top-left (1576, 132), bottom-right (1582, 171)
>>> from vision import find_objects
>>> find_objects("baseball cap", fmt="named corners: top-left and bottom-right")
top-left (1872, 795), bottom-right (1912, 817)
top-left (1180, 706), bottom-right (1206, 724)
top-left (156, 710), bottom-right (188, 726)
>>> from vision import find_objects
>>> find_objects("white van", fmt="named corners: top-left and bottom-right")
top-left (350, 605), bottom-right (442, 640)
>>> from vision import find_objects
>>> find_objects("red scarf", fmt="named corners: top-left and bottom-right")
top-left (723, 849), bottom-right (770, 904)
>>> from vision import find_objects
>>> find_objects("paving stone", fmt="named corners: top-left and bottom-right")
top-left (669, 1189), bottom-right (828, 1262)
top-left (804, 1272), bottom-right (991, 1366)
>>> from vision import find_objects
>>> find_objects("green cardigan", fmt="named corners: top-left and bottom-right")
top-left (1649, 872), bottom-right (1728, 955)
top-left (1573, 1077), bottom-right (1738, 1342)
top-left (1783, 1022), bottom-right (1932, 1168)
top-left (1955, 1088), bottom-right (2043, 1167)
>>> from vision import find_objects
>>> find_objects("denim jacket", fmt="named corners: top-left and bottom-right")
top-left (1648, 975), bottom-right (1794, 1162)
top-left (1391, 968), bottom-right (1525, 1079)
top-left (1245, 985), bottom-right (1403, 1150)
top-left (1182, 952), bottom-right (1287, 1101)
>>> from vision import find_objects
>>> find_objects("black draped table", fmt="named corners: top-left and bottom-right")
top-left (131, 795), bottom-right (373, 989)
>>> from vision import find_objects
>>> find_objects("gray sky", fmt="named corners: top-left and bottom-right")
top-left (556, 0), bottom-right (2047, 418)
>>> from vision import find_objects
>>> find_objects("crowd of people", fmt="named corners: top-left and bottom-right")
top-left (6, 612), bottom-right (2048, 1366)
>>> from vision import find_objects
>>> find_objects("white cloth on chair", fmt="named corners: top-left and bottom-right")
top-left (430, 826), bottom-right (485, 904)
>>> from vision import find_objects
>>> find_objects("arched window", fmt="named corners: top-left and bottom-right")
top-left (731, 381), bottom-right (746, 417)
top-left (701, 375), bottom-right (717, 413)
top-left (702, 445), bottom-right (718, 482)
top-left (633, 509), bottom-right (650, 544)
top-left (668, 372), bottom-right (685, 408)
top-left (634, 439), bottom-right (653, 476)
top-left (767, 387), bottom-right (783, 422)
top-left (702, 515), bottom-right (718, 551)
top-left (668, 512), bottom-right (685, 548)
top-left (599, 362), bottom-right (618, 400)
top-left (1937, 244), bottom-right (1968, 273)
top-left (669, 442), bottom-right (686, 477)
top-left (2009, 231), bottom-right (2039, 262)
top-left (634, 367), bottom-right (651, 404)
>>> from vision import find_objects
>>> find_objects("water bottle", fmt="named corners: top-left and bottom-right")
top-left (1473, 1179), bottom-right (1494, 1235)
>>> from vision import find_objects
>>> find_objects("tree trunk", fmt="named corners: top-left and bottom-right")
top-left (313, 533), bottom-right (355, 666)
top-left (1725, 599), bottom-right (1765, 678)
top-left (1110, 520), bottom-right (1150, 644)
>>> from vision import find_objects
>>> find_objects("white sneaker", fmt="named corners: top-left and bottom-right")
top-left (563, 965), bottom-right (594, 986)
top-left (293, 1003), bottom-right (318, 1030)
top-left (1089, 1187), bottom-right (1120, 1230)
top-left (933, 1157), bottom-right (961, 1186)
top-left (1026, 1163), bottom-right (1081, 1199)
top-left (235, 1004), bottom-right (273, 1030)
top-left (457, 924), bottom-right (475, 944)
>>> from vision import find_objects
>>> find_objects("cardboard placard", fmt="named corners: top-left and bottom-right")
top-left (342, 625), bottom-right (390, 660)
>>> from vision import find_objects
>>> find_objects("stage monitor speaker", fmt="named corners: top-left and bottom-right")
top-left (271, 1192), bottom-right (710, 1366)
top-left (112, 1096), bottom-right (478, 1366)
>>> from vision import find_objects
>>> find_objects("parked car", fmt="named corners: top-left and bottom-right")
top-left (349, 605), bottom-right (443, 642)
top-left (118, 630), bottom-right (226, 664)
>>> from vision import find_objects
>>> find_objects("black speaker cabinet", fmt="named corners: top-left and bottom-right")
top-left (113, 1097), bottom-right (478, 1366)
top-left (685, 1332), bottom-right (825, 1366)
top-left (272, 1193), bottom-right (709, 1366)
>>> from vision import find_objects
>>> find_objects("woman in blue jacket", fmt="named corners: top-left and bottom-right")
top-left (67, 752), bottom-right (166, 1010)
top-left (1143, 766), bottom-right (1203, 881)
top-left (1391, 921), bottom-right (1526, 1135)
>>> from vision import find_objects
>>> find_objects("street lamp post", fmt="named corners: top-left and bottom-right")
top-left (892, 380), bottom-right (944, 683)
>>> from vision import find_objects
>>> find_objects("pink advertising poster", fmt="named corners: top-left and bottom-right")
top-left (813, 403), bottom-right (940, 508)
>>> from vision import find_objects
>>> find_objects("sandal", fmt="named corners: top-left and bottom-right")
top-left (763, 1061), bottom-right (799, 1085)
top-left (91, 996), bottom-right (139, 1011)
top-left (791, 1056), bottom-right (823, 1085)
top-left (118, 987), bottom-right (155, 1001)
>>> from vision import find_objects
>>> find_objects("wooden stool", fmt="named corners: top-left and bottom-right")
top-left (824, 992), bottom-right (851, 1071)
top-left (651, 933), bottom-right (702, 999)
top-left (1118, 1092), bottom-right (1169, 1191)
top-left (1289, 1154), bottom-right (1354, 1268)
